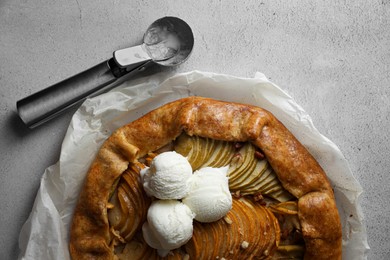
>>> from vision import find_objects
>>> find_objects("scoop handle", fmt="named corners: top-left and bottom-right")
top-left (16, 59), bottom-right (126, 128)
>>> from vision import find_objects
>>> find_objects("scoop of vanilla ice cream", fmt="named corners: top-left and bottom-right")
top-left (140, 151), bottom-right (192, 199)
top-left (142, 200), bottom-right (195, 255)
top-left (183, 166), bottom-right (232, 223)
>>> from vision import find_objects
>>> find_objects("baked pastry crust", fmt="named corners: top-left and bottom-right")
top-left (69, 96), bottom-right (342, 259)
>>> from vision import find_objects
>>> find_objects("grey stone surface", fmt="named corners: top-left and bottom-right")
top-left (1, 0), bottom-right (389, 259)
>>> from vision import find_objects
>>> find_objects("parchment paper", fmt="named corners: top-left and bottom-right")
top-left (18, 70), bottom-right (369, 259)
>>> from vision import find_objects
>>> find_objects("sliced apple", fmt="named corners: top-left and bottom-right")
top-left (228, 143), bottom-right (256, 184)
top-left (121, 174), bottom-right (141, 212)
top-left (261, 178), bottom-right (282, 194)
top-left (233, 159), bottom-right (268, 191)
top-left (203, 137), bottom-right (215, 162)
top-left (123, 168), bottom-right (147, 212)
top-left (269, 201), bottom-right (298, 215)
top-left (229, 148), bottom-right (260, 190)
top-left (187, 135), bottom-right (199, 168)
top-left (235, 199), bottom-right (256, 258)
top-left (215, 217), bottom-right (230, 257)
top-left (263, 204), bottom-right (281, 257)
top-left (187, 197), bottom-right (280, 259)
top-left (243, 167), bottom-right (275, 195)
top-left (188, 135), bottom-right (200, 169)
top-left (108, 189), bottom-right (125, 231)
top-left (225, 203), bottom-right (241, 256)
top-left (209, 141), bottom-right (235, 168)
top-left (116, 186), bottom-right (136, 238)
top-left (270, 189), bottom-right (294, 202)
top-left (201, 140), bottom-right (224, 167)
top-left (174, 134), bottom-right (193, 157)
top-left (208, 221), bottom-right (221, 258)
top-left (190, 222), bottom-right (206, 259)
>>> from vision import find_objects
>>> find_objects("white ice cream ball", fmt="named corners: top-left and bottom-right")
top-left (142, 200), bottom-right (195, 252)
top-left (140, 151), bottom-right (193, 199)
top-left (183, 166), bottom-right (232, 223)
top-left (142, 221), bottom-right (164, 249)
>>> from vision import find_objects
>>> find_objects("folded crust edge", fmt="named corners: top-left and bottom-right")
top-left (69, 96), bottom-right (342, 259)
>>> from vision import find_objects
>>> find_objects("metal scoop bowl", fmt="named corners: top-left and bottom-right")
top-left (17, 16), bottom-right (194, 128)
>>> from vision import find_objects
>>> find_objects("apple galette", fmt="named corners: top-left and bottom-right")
top-left (69, 96), bottom-right (342, 259)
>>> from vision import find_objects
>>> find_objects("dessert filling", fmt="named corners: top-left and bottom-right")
top-left (107, 133), bottom-right (305, 259)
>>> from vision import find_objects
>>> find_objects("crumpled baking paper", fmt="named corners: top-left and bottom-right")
top-left (18, 70), bottom-right (369, 259)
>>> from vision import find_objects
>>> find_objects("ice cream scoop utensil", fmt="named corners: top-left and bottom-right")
top-left (16, 16), bottom-right (194, 128)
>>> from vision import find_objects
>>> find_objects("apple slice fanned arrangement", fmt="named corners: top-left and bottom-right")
top-left (187, 198), bottom-right (280, 259)
top-left (69, 97), bottom-right (342, 260)
top-left (176, 134), bottom-right (304, 259)
top-left (175, 134), bottom-right (294, 201)
top-left (107, 163), bottom-right (151, 244)
top-left (105, 134), bottom-right (305, 259)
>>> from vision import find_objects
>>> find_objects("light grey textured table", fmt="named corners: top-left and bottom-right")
top-left (1, 1), bottom-right (389, 259)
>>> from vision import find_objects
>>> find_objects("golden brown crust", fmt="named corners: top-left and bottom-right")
top-left (70, 96), bottom-right (342, 259)
top-left (298, 192), bottom-right (342, 260)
